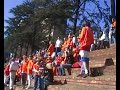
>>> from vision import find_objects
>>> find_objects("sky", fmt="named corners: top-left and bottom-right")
top-left (4, 0), bottom-right (115, 32)
top-left (4, 0), bottom-right (25, 27)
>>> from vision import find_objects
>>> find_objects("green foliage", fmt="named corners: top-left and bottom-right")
top-left (4, 0), bottom-right (111, 55)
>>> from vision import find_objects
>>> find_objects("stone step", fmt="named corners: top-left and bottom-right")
top-left (54, 75), bottom-right (116, 89)
top-left (90, 52), bottom-right (115, 59)
top-left (72, 65), bottom-right (116, 71)
top-left (48, 83), bottom-right (115, 90)
top-left (54, 74), bottom-right (116, 82)
top-left (71, 70), bottom-right (116, 76)
top-left (90, 58), bottom-right (115, 66)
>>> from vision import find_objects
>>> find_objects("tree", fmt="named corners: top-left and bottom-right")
top-left (110, 0), bottom-right (116, 18)
top-left (4, 0), bottom-right (111, 56)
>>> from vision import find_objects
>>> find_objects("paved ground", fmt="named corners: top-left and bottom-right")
top-left (5, 84), bottom-right (113, 90)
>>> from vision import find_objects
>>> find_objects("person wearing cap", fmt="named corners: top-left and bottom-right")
top-left (44, 63), bottom-right (54, 89)
top-left (77, 21), bottom-right (94, 78)
top-left (9, 58), bottom-right (19, 90)
top-left (26, 55), bottom-right (34, 89)
top-left (20, 55), bottom-right (28, 89)
top-left (33, 58), bottom-right (44, 90)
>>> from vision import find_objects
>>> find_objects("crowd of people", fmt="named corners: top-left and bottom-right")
top-left (4, 19), bottom-right (116, 90)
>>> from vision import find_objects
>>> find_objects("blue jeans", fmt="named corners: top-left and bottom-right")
top-left (110, 29), bottom-right (116, 44)
top-left (52, 61), bottom-right (61, 75)
top-left (60, 64), bottom-right (72, 75)
top-left (80, 57), bottom-right (89, 74)
top-left (112, 34), bottom-right (116, 44)
top-left (34, 75), bottom-right (44, 90)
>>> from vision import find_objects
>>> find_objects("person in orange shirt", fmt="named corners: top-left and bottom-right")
top-left (112, 18), bottom-right (116, 29)
top-left (77, 21), bottom-right (94, 78)
top-left (4, 63), bottom-right (10, 85)
top-left (72, 45), bottom-right (79, 63)
top-left (52, 52), bottom-right (63, 75)
top-left (45, 56), bottom-right (52, 63)
top-left (20, 55), bottom-right (28, 89)
top-left (47, 41), bottom-right (54, 56)
top-left (33, 58), bottom-right (45, 90)
top-left (26, 55), bottom-right (34, 89)
top-left (61, 37), bottom-right (67, 51)
top-left (66, 35), bottom-right (72, 48)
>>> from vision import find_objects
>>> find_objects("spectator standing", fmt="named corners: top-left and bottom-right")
top-left (4, 62), bottom-right (10, 86)
top-left (72, 34), bottom-right (76, 46)
top-left (9, 58), bottom-right (19, 90)
top-left (109, 24), bottom-right (113, 44)
top-left (20, 55), bottom-right (28, 89)
top-left (47, 41), bottom-right (54, 56)
top-left (26, 55), bottom-right (34, 89)
top-left (55, 37), bottom-right (63, 56)
top-left (77, 22), bottom-right (94, 78)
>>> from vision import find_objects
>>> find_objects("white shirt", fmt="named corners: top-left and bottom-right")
top-left (9, 61), bottom-right (19, 71)
top-left (99, 32), bottom-right (106, 41)
top-left (51, 52), bottom-right (56, 58)
top-left (55, 39), bottom-right (62, 47)
top-left (72, 36), bottom-right (76, 44)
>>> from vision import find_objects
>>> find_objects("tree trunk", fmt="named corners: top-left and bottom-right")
top-left (73, 0), bottom-right (80, 35)
top-left (31, 23), bottom-right (37, 54)
top-left (19, 43), bottom-right (23, 57)
top-left (111, 0), bottom-right (115, 18)
top-left (14, 46), bottom-right (18, 58)
top-left (26, 42), bottom-right (30, 55)
top-left (48, 24), bottom-right (52, 47)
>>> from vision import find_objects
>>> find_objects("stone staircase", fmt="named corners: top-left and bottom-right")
top-left (13, 44), bottom-right (116, 90)
top-left (48, 44), bottom-right (116, 90)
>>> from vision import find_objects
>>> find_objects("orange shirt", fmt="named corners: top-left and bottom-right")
top-left (112, 20), bottom-right (116, 29)
top-left (46, 57), bottom-right (52, 63)
top-left (20, 60), bottom-right (28, 74)
top-left (66, 37), bottom-right (72, 47)
top-left (69, 41), bottom-right (74, 47)
top-left (56, 56), bottom-right (63, 65)
top-left (27, 59), bottom-right (34, 74)
top-left (33, 64), bottom-right (40, 76)
top-left (62, 40), bottom-right (67, 51)
top-left (4, 64), bottom-right (10, 76)
top-left (79, 26), bottom-right (94, 51)
top-left (47, 44), bottom-right (54, 55)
